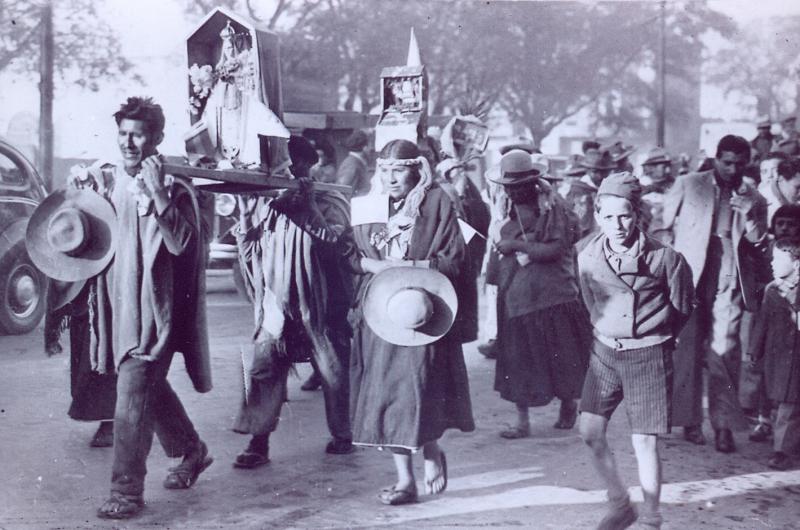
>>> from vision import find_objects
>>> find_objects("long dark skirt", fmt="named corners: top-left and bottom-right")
top-left (350, 323), bottom-right (475, 451)
top-left (68, 312), bottom-right (117, 421)
top-left (494, 299), bottom-right (591, 407)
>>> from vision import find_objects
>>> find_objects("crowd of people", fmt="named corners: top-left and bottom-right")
top-left (35, 95), bottom-right (800, 530)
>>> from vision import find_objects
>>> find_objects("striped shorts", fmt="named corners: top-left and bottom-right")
top-left (580, 339), bottom-right (674, 434)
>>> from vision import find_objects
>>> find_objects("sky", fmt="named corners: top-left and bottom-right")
top-left (1, 0), bottom-right (799, 161)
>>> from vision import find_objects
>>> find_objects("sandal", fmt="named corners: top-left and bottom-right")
top-left (500, 425), bottom-right (530, 439)
top-left (379, 485), bottom-right (418, 505)
top-left (424, 451), bottom-right (448, 495)
top-left (233, 450), bottom-right (270, 469)
top-left (97, 492), bottom-right (144, 520)
top-left (163, 441), bottom-right (213, 489)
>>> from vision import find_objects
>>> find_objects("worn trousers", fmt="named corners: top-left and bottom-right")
top-left (111, 352), bottom-right (199, 496)
top-left (672, 241), bottom-right (748, 431)
top-left (774, 402), bottom-right (800, 454)
top-left (233, 339), bottom-right (351, 441)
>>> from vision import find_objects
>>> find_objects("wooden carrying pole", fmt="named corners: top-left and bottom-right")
top-left (162, 163), bottom-right (352, 195)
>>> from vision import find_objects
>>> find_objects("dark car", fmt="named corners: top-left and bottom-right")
top-left (0, 138), bottom-right (48, 334)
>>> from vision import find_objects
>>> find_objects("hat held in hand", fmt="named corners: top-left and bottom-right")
top-left (364, 267), bottom-right (458, 346)
top-left (26, 188), bottom-right (117, 282)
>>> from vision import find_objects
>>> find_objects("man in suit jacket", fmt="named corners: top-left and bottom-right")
top-left (662, 134), bottom-right (769, 453)
top-left (336, 129), bottom-right (371, 196)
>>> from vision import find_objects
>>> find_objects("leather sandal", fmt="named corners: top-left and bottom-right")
top-left (379, 485), bottom-right (418, 505)
top-left (233, 450), bottom-right (270, 469)
top-left (500, 425), bottom-right (530, 439)
top-left (97, 492), bottom-right (144, 520)
top-left (424, 451), bottom-right (448, 495)
top-left (163, 441), bottom-right (213, 489)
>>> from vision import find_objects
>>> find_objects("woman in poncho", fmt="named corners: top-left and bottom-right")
top-left (349, 139), bottom-right (474, 505)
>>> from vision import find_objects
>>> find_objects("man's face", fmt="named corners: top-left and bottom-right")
top-left (644, 162), bottom-right (669, 182)
top-left (595, 195), bottom-right (637, 248)
top-left (117, 119), bottom-right (160, 172)
top-left (380, 165), bottom-right (418, 200)
top-left (760, 158), bottom-right (780, 183)
top-left (714, 151), bottom-right (748, 184)
top-left (778, 173), bottom-right (800, 204)
top-left (771, 247), bottom-right (798, 280)
top-left (773, 216), bottom-right (800, 239)
top-left (587, 168), bottom-right (611, 186)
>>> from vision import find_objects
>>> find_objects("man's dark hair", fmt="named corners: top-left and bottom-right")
top-left (715, 134), bottom-right (751, 160)
top-left (776, 158), bottom-right (800, 181)
top-left (774, 236), bottom-right (800, 260)
top-left (113, 96), bottom-right (165, 137)
top-left (771, 204), bottom-right (800, 234)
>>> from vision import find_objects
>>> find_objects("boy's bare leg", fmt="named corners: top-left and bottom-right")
top-left (631, 433), bottom-right (662, 526)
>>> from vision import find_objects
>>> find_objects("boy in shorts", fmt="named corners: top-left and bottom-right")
top-left (577, 172), bottom-right (695, 529)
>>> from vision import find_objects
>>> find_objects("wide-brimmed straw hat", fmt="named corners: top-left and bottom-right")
top-left (364, 267), bottom-right (458, 346)
top-left (26, 188), bottom-right (117, 282)
top-left (488, 150), bottom-right (542, 185)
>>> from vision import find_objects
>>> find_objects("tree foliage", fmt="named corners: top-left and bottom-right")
top-left (184, 0), bottom-right (735, 145)
top-left (0, 0), bottom-right (138, 90)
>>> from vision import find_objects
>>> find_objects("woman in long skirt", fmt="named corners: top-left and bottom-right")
top-left (491, 150), bottom-right (592, 438)
top-left (349, 139), bottom-right (474, 505)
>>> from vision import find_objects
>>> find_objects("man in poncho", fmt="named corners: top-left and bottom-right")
top-left (232, 136), bottom-right (354, 468)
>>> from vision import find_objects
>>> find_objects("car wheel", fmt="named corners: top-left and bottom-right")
top-left (0, 245), bottom-right (46, 334)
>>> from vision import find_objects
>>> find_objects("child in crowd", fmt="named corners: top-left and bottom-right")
top-left (746, 204), bottom-right (800, 443)
top-left (577, 172), bottom-right (694, 529)
top-left (749, 237), bottom-right (800, 470)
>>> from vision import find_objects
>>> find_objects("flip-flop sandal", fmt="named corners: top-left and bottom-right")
top-left (379, 485), bottom-right (418, 505)
top-left (163, 443), bottom-right (213, 489)
top-left (97, 493), bottom-right (144, 520)
top-left (233, 451), bottom-right (270, 469)
top-left (425, 451), bottom-right (448, 495)
top-left (500, 426), bottom-right (530, 439)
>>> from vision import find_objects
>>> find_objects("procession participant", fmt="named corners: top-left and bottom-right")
top-left (663, 134), bottom-right (769, 452)
top-left (606, 140), bottom-right (636, 173)
top-left (751, 120), bottom-right (775, 163)
top-left (758, 151), bottom-right (787, 191)
top-left (566, 145), bottom-right (616, 249)
top-left (759, 157), bottom-right (800, 223)
top-left (749, 237), bottom-right (800, 470)
top-left (91, 96), bottom-right (213, 519)
top-left (640, 147), bottom-right (674, 241)
top-left (435, 157), bottom-right (490, 343)
top-left (477, 163), bottom-right (507, 359)
top-left (232, 136), bottom-right (354, 466)
top-left (349, 139), bottom-right (474, 505)
top-left (336, 129), bottom-right (371, 196)
top-left (309, 138), bottom-right (337, 184)
top-left (491, 150), bottom-right (590, 437)
top-left (33, 185), bottom-right (118, 448)
top-left (741, 204), bottom-right (800, 443)
top-left (578, 172), bottom-right (694, 530)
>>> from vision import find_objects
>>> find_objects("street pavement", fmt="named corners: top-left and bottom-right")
top-left (1, 274), bottom-right (799, 529)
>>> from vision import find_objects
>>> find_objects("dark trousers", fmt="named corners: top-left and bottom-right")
top-left (111, 352), bottom-right (199, 496)
top-left (671, 240), bottom-right (747, 431)
top-left (233, 338), bottom-right (351, 441)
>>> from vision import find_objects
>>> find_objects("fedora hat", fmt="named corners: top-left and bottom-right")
top-left (642, 147), bottom-right (672, 166)
top-left (364, 267), bottom-right (458, 346)
top-left (604, 141), bottom-right (636, 163)
top-left (580, 147), bottom-right (616, 170)
top-left (499, 141), bottom-right (538, 155)
top-left (488, 150), bottom-right (542, 185)
top-left (26, 188), bottom-right (117, 282)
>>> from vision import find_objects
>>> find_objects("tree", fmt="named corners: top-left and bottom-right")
top-left (0, 0), bottom-right (138, 91)
top-left (706, 16), bottom-right (800, 120)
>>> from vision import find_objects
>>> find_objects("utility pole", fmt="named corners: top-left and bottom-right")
top-left (656, 0), bottom-right (666, 147)
top-left (39, 1), bottom-right (54, 189)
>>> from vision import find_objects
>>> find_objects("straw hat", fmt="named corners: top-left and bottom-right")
top-left (364, 267), bottom-right (458, 346)
top-left (26, 188), bottom-right (117, 282)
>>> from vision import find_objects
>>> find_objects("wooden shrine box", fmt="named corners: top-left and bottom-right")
top-left (185, 7), bottom-right (287, 169)
top-left (375, 64), bottom-right (428, 151)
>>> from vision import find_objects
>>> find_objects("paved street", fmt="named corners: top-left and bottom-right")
top-left (1, 274), bottom-right (799, 529)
